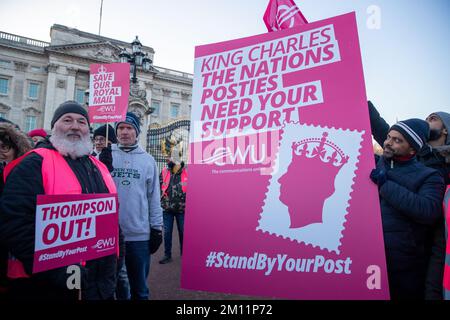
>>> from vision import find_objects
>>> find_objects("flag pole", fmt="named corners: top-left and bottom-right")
top-left (98, 0), bottom-right (104, 35)
top-left (106, 121), bottom-right (109, 147)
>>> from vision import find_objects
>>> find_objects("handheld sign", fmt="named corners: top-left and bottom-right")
top-left (33, 193), bottom-right (119, 273)
top-left (182, 12), bottom-right (389, 299)
top-left (88, 63), bottom-right (130, 123)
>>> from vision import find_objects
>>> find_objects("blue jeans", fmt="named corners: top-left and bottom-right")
top-left (125, 240), bottom-right (151, 300)
top-left (163, 211), bottom-right (184, 258)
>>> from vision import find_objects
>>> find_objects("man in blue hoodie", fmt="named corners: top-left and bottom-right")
top-left (111, 112), bottom-right (163, 300)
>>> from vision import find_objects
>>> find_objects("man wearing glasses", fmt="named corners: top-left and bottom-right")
top-left (92, 124), bottom-right (117, 159)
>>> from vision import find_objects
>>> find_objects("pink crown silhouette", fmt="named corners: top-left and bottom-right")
top-left (292, 132), bottom-right (349, 168)
top-left (98, 65), bottom-right (107, 74)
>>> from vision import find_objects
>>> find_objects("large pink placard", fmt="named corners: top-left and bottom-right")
top-left (182, 12), bottom-right (389, 299)
top-left (88, 63), bottom-right (130, 123)
top-left (33, 193), bottom-right (118, 273)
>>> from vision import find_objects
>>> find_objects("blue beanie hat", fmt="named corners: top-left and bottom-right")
top-left (116, 112), bottom-right (141, 136)
top-left (390, 118), bottom-right (430, 152)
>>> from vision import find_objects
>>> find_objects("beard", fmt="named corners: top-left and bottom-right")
top-left (50, 128), bottom-right (92, 160)
top-left (382, 146), bottom-right (396, 159)
top-left (429, 128), bottom-right (443, 142)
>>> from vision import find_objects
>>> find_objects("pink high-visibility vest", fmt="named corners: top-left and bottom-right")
top-left (443, 185), bottom-right (450, 299)
top-left (4, 148), bottom-right (117, 279)
top-left (161, 166), bottom-right (187, 196)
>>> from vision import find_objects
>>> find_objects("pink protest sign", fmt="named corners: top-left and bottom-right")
top-left (88, 63), bottom-right (130, 123)
top-left (182, 12), bottom-right (389, 299)
top-left (33, 193), bottom-right (118, 273)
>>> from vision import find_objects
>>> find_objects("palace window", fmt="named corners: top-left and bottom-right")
top-left (25, 115), bottom-right (37, 132)
top-left (0, 78), bottom-right (8, 95)
top-left (152, 100), bottom-right (161, 116)
top-left (75, 88), bottom-right (85, 104)
top-left (28, 82), bottom-right (40, 99)
top-left (170, 103), bottom-right (179, 118)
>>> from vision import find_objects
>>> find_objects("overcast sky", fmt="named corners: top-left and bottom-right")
top-left (0, 0), bottom-right (448, 125)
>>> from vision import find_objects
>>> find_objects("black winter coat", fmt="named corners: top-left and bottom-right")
top-left (369, 101), bottom-right (448, 299)
top-left (375, 155), bottom-right (445, 299)
top-left (0, 142), bottom-right (117, 300)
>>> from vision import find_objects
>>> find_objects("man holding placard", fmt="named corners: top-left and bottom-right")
top-left (0, 101), bottom-right (118, 300)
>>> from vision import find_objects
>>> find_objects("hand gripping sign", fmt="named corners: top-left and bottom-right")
top-left (182, 13), bottom-right (389, 299)
top-left (33, 194), bottom-right (118, 273)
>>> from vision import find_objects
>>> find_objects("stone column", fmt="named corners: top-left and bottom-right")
top-left (162, 88), bottom-right (171, 122)
top-left (129, 81), bottom-right (151, 149)
top-left (144, 81), bottom-right (154, 130)
top-left (138, 113), bottom-right (147, 149)
top-left (12, 62), bottom-right (28, 126)
top-left (181, 91), bottom-right (192, 117)
top-left (66, 67), bottom-right (77, 101)
top-left (43, 63), bottom-right (59, 130)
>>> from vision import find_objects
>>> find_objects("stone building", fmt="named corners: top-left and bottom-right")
top-left (0, 24), bottom-right (193, 147)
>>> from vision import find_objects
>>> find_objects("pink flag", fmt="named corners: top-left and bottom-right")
top-left (263, 0), bottom-right (308, 32)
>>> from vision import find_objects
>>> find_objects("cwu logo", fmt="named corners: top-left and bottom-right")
top-left (199, 132), bottom-right (278, 167)
top-left (202, 144), bottom-right (266, 167)
top-left (92, 237), bottom-right (116, 251)
top-left (98, 105), bottom-right (116, 112)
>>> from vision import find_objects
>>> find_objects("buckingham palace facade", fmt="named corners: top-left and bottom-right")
top-left (0, 24), bottom-right (193, 146)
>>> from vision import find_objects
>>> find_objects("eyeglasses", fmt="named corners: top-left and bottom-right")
top-left (0, 143), bottom-right (12, 153)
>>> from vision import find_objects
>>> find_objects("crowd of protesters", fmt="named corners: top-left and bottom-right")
top-left (0, 99), bottom-right (448, 300)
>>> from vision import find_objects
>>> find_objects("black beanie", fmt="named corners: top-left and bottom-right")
top-left (51, 101), bottom-right (89, 129)
top-left (93, 124), bottom-right (117, 144)
top-left (390, 118), bottom-right (430, 152)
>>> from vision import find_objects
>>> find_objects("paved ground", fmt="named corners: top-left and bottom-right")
top-left (147, 229), bottom-right (269, 300)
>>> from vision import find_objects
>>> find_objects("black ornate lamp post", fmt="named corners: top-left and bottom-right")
top-left (119, 36), bottom-right (152, 83)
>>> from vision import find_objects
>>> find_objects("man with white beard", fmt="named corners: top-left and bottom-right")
top-left (0, 101), bottom-right (118, 301)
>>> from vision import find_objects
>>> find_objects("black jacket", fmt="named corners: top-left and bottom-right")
top-left (0, 141), bottom-right (117, 300)
top-left (375, 155), bottom-right (445, 299)
top-left (369, 101), bottom-right (448, 299)
top-left (0, 165), bottom-right (7, 290)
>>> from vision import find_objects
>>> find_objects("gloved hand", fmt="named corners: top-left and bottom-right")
top-left (370, 167), bottom-right (387, 187)
top-left (149, 228), bottom-right (162, 254)
top-left (99, 144), bottom-right (113, 172)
